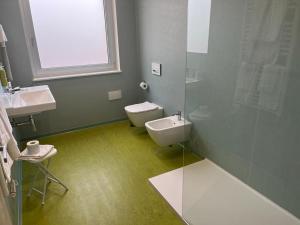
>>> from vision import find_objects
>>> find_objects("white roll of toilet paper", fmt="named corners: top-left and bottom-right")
top-left (27, 140), bottom-right (40, 154)
top-left (139, 81), bottom-right (148, 90)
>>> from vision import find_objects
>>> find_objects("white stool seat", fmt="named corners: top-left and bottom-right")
top-left (25, 148), bottom-right (57, 164)
top-left (25, 147), bottom-right (68, 205)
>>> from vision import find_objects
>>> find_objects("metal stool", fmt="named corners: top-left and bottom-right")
top-left (25, 148), bottom-right (68, 205)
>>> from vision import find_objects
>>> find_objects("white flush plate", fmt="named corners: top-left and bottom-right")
top-left (152, 63), bottom-right (161, 76)
top-left (108, 90), bottom-right (122, 101)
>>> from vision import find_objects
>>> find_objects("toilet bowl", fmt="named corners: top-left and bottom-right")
top-left (145, 115), bottom-right (192, 146)
top-left (125, 102), bottom-right (163, 127)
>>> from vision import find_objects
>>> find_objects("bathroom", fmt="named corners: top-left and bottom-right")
top-left (0, 0), bottom-right (300, 224)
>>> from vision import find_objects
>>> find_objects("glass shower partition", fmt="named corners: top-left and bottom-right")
top-left (10, 160), bottom-right (22, 225)
top-left (183, 0), bottom-right (300, 224)
top-left (13, 159), bottom-right (22, 225)
top-left (1, 138), bottom-right (23, 225)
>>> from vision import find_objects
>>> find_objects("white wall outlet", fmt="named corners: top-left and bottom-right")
top-left (152, 63), bottom-right (161, 76)
top-left (108, 90), bottom-right (122, 101)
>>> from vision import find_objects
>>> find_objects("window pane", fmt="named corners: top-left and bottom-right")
top-left (29, 0), bottom-right (108, 69)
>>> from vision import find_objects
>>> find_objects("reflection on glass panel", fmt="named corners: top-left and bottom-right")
top-left (234, 0), bottom-right (297, 116)
top-left (187, 0), bottom-right (211, 53)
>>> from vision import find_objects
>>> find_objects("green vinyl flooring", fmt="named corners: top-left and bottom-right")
top-left (22, 120), bottom-right (200, 225)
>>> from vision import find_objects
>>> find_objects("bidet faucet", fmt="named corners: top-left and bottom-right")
top-left (173, 111), bottom-right (182, 121)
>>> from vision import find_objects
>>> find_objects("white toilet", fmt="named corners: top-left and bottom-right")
top-left (124, 102), bottom-right (163, 127)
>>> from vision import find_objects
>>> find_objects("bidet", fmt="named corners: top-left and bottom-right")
top-left (145, 115), bottom-right (192, 146)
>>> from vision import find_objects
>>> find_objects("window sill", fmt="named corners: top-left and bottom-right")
top-left (33, 69), bottom-right (122, 82)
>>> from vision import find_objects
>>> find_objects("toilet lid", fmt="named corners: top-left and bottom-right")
top-left (125, 102), bottom-right (158, 113)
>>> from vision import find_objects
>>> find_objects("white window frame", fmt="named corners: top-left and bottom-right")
top-left (19, 0), bottom-right (121, 81)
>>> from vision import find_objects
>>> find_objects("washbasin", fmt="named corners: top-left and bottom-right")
top-left (145, 115), bottom-right (192, 146)
top-left (0, 85), bottom-right (56, 117)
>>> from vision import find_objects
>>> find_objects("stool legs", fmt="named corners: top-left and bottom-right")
top-left (27, 166), bottom-right (40, 197)
top-left (41, 164), bottom-right (49, 205)
top-left (39, 163), bottom-right (69, 191)
top-left (27, 158), bottom-right (68, 205)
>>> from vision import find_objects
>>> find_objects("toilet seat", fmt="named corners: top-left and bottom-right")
top-left (125, 102), bottom-right (158, 113)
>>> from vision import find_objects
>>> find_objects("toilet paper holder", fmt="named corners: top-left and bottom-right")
top-left (139, 81), bottom-right (148, 90)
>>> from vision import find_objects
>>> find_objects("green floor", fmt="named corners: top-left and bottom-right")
top-left (22, 120), bottom-right (200, 225)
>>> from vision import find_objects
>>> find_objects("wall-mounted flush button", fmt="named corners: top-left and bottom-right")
top-left (152, 63), bottom-right (161, 76)
top-left (108, 90), bottom-right (122, 101)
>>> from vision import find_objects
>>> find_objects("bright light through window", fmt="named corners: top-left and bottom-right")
top-left (29, 0), bottom-right (108, 69)
top-left (20, 0), bottom-right (120, 80)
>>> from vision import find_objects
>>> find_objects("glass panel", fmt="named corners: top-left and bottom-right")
top-left (11, 161), bottom-right (22, 225)
top-left (29, 0), bottom-right (108, 69)
top-left (184, 0), bottom-right (300, 224)
top-left (0, 160), bottom-right (22, 225)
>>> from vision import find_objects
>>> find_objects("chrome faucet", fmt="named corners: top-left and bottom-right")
top-left (173, 111), bottom-right (182, 121)
top-left (5, 82), bottom-right (20, 94)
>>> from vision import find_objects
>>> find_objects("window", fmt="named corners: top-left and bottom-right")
top-left (187, 0), bottom-right (211, 53)
top-left (20, 0), bottom-right (120, 81)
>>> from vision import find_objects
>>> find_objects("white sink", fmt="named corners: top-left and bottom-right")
top-left (145, 115), bottom-right (192, 146)
top-left (0, 85), bottom-right (56, 117)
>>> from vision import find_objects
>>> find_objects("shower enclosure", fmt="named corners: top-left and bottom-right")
top-left (183, 0), bottom-right (300, 224)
